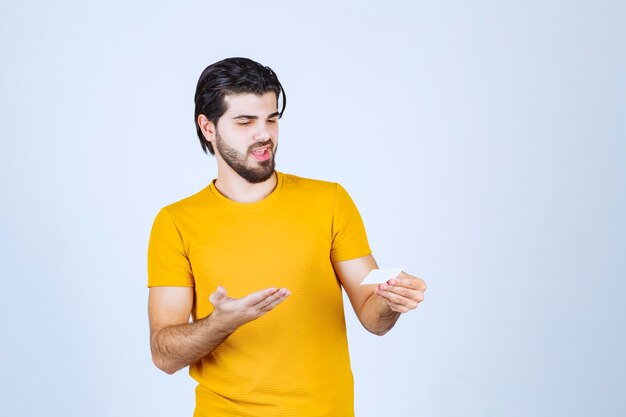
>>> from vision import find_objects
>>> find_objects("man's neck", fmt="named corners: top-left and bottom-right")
top-left (214, 169), bottom-right (278, 204)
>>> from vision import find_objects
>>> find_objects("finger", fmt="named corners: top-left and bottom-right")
top-left (380, 284), bottom-right (424, 301)
top-left (258, 288), bottom-right (289, 305)
top-left (256, 288), bottom-right (290, 311)
top-left (242, 287), bottom-right (279, 306)
top-left (388, 276), bottom-right (427, 291)
top-left (375, 288), bottom-right (420, 311)
top-left (209, 286), bottom-right (227, 304)
top-left (376, 292), bottom-right (411, 313)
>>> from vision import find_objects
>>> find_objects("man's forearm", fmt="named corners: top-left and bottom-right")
top-left (151, 313), bottom-right (234, 374)
top-left (360, 293), bottom-right (401, 336)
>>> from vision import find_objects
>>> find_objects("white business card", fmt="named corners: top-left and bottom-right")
top-left (359, 268), bottom-right (404, 285)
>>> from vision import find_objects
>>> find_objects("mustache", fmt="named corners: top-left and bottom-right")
top-left (248, 139), bottom-right (274, 152)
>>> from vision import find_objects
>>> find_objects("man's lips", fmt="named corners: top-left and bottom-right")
top-left (250, 145), bottom-right (271, 161)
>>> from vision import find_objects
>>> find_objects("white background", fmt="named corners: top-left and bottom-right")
top-left (1, 1), bottom-right (625, 416)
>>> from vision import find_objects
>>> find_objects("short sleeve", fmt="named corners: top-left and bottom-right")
top-left (330, 183), bottom-right (372, 262)
top-left (147, 207), bottom-right (194, 287)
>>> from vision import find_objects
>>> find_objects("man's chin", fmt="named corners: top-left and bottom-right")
top-left (240, 164), bottom-right (275, 184)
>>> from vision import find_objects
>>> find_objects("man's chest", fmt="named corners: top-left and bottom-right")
top-left (186, 213), bottom-right (335, 297)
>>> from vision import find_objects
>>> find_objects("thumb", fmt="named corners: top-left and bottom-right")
top-left (209, 286), bottom-right (227, 304)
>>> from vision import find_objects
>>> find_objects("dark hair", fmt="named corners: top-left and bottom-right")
top-left (194, 57), bottom-right (287, 155)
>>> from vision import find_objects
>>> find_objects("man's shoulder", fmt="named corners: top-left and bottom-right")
top-left (280, 172), bottom-right (338, 194)
top-left (158, 184), bottom-right (212, 215)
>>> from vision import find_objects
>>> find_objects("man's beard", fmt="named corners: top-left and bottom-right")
top-left (215, 130), bottom-right (277, 184)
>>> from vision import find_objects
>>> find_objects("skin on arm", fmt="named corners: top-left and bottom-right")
top-left (333, 254), bottom-right (427, 336)
top-left (149, 285), bottom-right (290, 374)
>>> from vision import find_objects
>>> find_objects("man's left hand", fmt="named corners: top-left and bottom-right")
top-left (374, 271), bottom-right (427, 313)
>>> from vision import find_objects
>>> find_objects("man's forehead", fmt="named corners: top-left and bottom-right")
top-left (223, 92), bottom-right (278, 114)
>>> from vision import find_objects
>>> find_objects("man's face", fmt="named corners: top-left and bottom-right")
top-left (213, 92), bottom-right (279, 184)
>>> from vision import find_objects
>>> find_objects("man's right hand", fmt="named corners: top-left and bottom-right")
top-left (149, 285), bottom-right (290, 374)
top-left (209, 286), bottom-right (290, 331)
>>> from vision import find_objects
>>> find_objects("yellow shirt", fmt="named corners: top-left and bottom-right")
top-left (147, 171), bottom-right (371, 417)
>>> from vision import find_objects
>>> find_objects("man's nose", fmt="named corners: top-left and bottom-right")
top-left (252, 123), bottom-right (271, 141)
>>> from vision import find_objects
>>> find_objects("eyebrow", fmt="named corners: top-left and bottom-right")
top-left (232, 111), bottom-right (280, 120)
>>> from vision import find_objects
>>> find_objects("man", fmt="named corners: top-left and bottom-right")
top-left (147, 57), bottom-right (427, 417)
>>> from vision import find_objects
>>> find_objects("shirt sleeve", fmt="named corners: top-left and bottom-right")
top-left (147, 207), bottom-right (194, 287)
top-left (330, 183), bottom-right (372, 262)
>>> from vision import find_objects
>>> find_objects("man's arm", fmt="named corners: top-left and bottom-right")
top-left (148, 285), bottom-right (290, 374)
top-left (332, 255), bottom-right (427, 336)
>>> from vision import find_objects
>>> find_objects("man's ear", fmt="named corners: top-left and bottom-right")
top-left (198, 115), bottom-right (216, 144)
